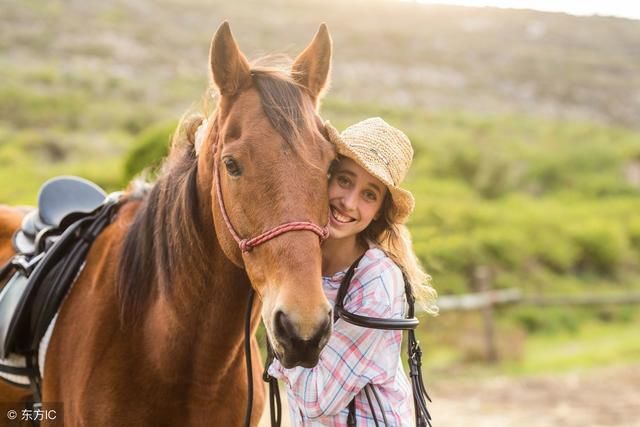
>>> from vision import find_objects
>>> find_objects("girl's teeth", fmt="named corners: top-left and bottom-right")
top-left (332, 208), bottom-right (353, 223)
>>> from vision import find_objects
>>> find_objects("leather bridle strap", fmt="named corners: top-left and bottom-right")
top-left (336, 255), bottom-right (432, 427)
top-left (243, 290), bottom-right (282, 427)
top-left (213, 137), bottom-right (329, 253)
top-left (243, 289), bottom-right (255, 427)
top-left (262, 340), bottom-right (282, 427)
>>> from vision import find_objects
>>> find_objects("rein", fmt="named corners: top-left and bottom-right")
top-left (261, 254), bottom-right (433, 426)
top-left (335, 255), bottom-right (432, 427)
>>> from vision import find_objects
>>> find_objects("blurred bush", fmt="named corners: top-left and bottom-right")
top-left (123, 120), bottom-right (176, 182)
top-left (569, 220), bottom-right (630, 275)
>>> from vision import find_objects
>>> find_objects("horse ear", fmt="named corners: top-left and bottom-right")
top-left (210, 22), bottom-right (251, 96)
top-left (291, 23), bottom-right (332, 102)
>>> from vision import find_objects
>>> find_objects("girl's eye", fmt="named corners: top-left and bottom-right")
top-left (364, 191), bottom-right (377, 202)
top-left (337, 175), bottom-right (350, 187)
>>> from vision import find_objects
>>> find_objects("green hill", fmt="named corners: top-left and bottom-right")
top-left (2, 0), bottom-right (639, 294)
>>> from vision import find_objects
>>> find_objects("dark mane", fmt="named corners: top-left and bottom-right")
top-left (116, 134), bottom-right (206, 324)
top-left (116, 67), bottom-right (318, 324)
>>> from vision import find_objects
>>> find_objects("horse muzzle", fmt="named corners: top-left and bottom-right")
top-left (272, 309), bottom-right (332, 368)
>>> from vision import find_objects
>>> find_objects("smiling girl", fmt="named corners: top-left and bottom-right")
top-left (268, 117), bottom-right (438, 426)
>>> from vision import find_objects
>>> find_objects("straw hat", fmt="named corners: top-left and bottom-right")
top-left (325, 117), bottom-right (415, 223)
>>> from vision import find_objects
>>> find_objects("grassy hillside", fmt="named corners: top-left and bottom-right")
top-left (2, 0), bottom-right (639, 372)
top-left (3, 0), bottom-right (640, 130)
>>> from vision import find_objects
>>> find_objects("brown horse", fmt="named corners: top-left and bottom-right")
top-left (0, 22), bottom-right (336, 425)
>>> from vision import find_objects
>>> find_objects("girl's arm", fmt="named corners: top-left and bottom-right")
top-left (268, 259), bottom-right (405, 419)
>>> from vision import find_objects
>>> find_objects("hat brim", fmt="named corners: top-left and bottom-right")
top-left (388, 186), bottom-right (415, 224)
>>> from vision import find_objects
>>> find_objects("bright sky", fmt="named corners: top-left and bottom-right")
top-left (403, 1), bottom-right (640, 20)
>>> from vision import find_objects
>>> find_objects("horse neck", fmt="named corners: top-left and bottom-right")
top-left (132, 154), bottom-right (258, 378)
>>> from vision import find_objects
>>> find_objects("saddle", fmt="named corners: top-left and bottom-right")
top-left (11, 176), bottom-right (108, 257)
top-left (0, 176), bottom-right (120, 394)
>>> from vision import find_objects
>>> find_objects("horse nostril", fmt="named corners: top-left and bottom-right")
top-left (274, 310), bottom-right (295, 340)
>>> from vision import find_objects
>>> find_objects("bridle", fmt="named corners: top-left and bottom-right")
top-left (205, 117), bottom-right (330, 426)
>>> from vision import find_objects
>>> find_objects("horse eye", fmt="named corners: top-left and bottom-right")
top-left (223, 157), bottom-right (242, 177)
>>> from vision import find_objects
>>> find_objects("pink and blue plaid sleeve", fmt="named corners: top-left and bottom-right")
top-left (268, 258), bottom-right (405, 419)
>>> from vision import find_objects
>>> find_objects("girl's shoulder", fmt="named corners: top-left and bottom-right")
top-left (323, 247), bottom-right (403, 294)
top-left (341, 247), bottom-right (405, 318)
top-left (355, 247), bottom-right (402, 281)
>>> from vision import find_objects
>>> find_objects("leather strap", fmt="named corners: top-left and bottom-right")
top-left (243, 289), bottom-right (255, 427)
top-left (335, 254), bottom-right (433, 427)
top-left (347, 398), bottom-right (356, 427)
top-left (263, 337), bottom-right (282, 427)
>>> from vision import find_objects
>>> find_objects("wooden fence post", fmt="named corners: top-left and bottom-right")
top-left (473, 265), bottom-right (497, 363)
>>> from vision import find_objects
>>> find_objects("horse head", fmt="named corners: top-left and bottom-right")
top-left (198, 23), bottom-right (335, 368)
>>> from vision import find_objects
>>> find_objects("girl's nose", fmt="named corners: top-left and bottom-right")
top-left (341, 189), bottom-right (357, 211)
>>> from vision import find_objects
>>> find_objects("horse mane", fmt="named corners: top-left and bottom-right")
top-left (116, 67), bottom-right (319, 324)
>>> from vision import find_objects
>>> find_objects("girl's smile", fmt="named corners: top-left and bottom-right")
top-left (327, 157), bottom-right (386, 240)
top-left (330, 205), bottom-right (356, 224)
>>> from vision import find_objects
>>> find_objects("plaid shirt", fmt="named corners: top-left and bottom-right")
top-left (268, 248), bottom-right (414, 426)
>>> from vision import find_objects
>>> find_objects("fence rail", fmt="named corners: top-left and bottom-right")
top-left (426, 287), bottom-right (640, 363)
top-left (433, 289), bottom-right (640, 312)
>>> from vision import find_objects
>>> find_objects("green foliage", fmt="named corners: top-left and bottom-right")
top-left (123, 121), bottom-right (176, 182)
top-left (3, 87), bottom-right (639, 293)
top-left (626, 216), bottom-right (640, 252)
top-left (569, 220), bottom-right (630, 275)
top-left (512, 306), bottom-right (581, 334)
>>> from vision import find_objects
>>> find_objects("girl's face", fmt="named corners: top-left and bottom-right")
top-left (327, 157), bottom-right (387, 240)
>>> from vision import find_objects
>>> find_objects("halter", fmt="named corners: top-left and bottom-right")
top-left (210, 120), bottom-right (330, 253)
top-left (204, 117), bottom-right (331, 426)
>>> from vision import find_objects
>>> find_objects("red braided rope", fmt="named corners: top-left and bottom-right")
top-left (241, 221), bottom-right (330, 252)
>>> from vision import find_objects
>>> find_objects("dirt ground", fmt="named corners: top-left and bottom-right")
top-left (261, 363), bottom-right (640, 426)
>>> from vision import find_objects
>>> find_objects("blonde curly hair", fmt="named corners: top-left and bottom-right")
top-left (357, 191), bottom-right (438, 315)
